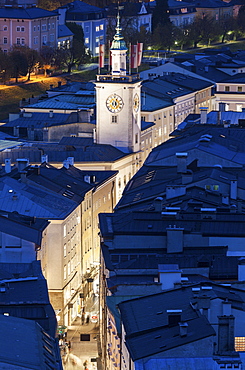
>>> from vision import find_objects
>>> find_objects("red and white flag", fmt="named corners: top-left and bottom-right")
top-left (130, 44), bottom-right (138, 69)
top-left (137, 42), bottom-right (143, 67)
top-left (99, 44), bottom-right (105, 68)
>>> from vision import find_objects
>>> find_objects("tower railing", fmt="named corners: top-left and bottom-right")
top-left (96, 74), bottom-right (141, 83)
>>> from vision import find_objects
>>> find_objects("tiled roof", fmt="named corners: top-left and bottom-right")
top-left (0, 6), bottom-right (57, 19)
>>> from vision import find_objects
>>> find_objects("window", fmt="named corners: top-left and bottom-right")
top-left (63, 225), bottom-right (67, 237)
top-left (100, 24), bottom-right (103, 30)
top-left (3, 37), bottom-right (7, 44)
top-left (238, 86), bottom-right (242, 92)
top-left (21, 27), bottom-right (25, 32)
top-left (50, 34), bottom-right (54, 42)
top-left (213, 185), bottom-right (219, 191)
top-left (16, 38), bottom-right (21, 44)
top-left (21, 38), bottom-right (25, 45)
top-left (3, 26), bottom-right (7, 31)
top-left (16, 26), bottom-right (21, 31)
top-left (42, 35), bottom-right (47, 45)
top-left (225, 86), bottom-right (230, 92)
top-left (235, 337), bottom-right (245, 351)
top-left (42, 24), bottom-right (47, 31)
top-left (37, 25), bottom-right (40, 31)
top-left (48, 23), bottom-right (51, 30)
top-left (111, 115), bottom-right (118, 124)
top-left (64, 244), bottom-right (66, 257)
top-left (85, 37), bottom-right (89, 44)
top-left (64, 265), bottom-right (67, 280)
top-left (237, 104), bottom-right (243, 112)
top-left (33, 26), bottom-right (36, 32)
top-left (52, 23), bottom-right (55, 29)
top-left (34, 36), bottom-right (38, 44)
top-left (68, 261), bottom-right (71, 275)
top-left (135, 134), bottom-right (138, 144)
top-left (96, 26), bottom-right (99, 32)
top-left (85, 26), bottom-right (89, 32)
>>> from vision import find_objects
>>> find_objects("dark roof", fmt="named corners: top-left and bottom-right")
top-left (58, 24), bottom-right (74, 38)
top-left (0, 139), bottom-right (127, 164)
top-left (0, 6), bottom-right (57, 19)
top-left (0, 211), bottom-right (49, 246)
top-left (2, 112), bottom-right (70, 128)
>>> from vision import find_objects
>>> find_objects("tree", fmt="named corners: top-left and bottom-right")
top-left (40, 46), bottom-right (56, 76)
top-left (0, 49), bottom-right (12, 84)
top-left (218, 16), bottom-right (236, 43)
top-left (152, 0), bottom-right (170, 32)
top-left (9, 45), bottom-right (40, 81)
top-left (8, 47), bottom-right (28, 83)
top-left (187, 15), bottom-right (218, 48)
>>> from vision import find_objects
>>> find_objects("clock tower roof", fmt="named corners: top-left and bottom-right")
top-left (110, 13), bottom-right (127, 51)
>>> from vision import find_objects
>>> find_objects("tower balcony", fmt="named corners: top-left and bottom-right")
top-left (96, 73), bottom-right (141, 83)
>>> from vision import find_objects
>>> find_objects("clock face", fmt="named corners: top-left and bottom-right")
top-left (106, 94), bottom-right (124, 113)
top-left (133, 93), bottom-right (139, 112)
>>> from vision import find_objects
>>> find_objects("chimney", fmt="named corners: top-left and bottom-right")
top-left (166, 226), bottom-right (184, 253)
top-left (5, 159), bottom-right (11, 174)
top-left (176, 153), bottom-right (187, 173)
top-left (154, 197), bottom-right (163, 212)
top-left (219, 102), bottom-right (226, 112)
top-left (49, 110), bottom-right (54, 118)
top-left (63, 160), bottom-right (69, 169)
top-left (41, 154), bottom-right (48, 163)
top-left (13, 126), bottom-right (20, 137)
top-left (67, 157), bottom-right (74, 166)
top-left (217, 315), bottom-right (235, 354)
top-left (222, 300), bottom-right (231, 316)
top-left (179, 322), bottom-right (188, 337)
top-left (84, 175), bottom-right (91, 183)
top-left (238, 258), bottom-right (245, 281)
top-left (222, 194), bottom-right (229, 205)
top-left (167, 310), bottom-right (182, 327)
top-left (158, 264), bottom-right (182, 290)
top-left (200, 107), bottom-right (208, 124)
top-left (230, 180), bottom-right (237, 200)
top-left (20, 170), bottom-right (27, 183)
top-left (17, 158), bottom-right (29, 172)
top-left (93, 128), bottom-right (96, 143)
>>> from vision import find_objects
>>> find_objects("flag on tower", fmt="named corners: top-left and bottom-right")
top-left (137, 43), bottom-right (143, 67)
top-left (99, 44), bottom-right (105, 69)
top-left (130, 44), bottom-right (138, 69)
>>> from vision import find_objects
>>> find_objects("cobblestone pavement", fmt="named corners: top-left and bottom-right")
top-left (61, 318), bottom-right (99, 370)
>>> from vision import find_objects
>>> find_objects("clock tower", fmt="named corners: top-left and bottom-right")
top-left (95, 15), bottom-right (141, 153)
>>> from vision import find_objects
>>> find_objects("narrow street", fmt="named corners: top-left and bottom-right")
top-left (61, 317), bottom-right (99, 370)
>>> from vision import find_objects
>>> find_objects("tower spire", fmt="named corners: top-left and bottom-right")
top-left (110, 4), bottom-right (127, 76)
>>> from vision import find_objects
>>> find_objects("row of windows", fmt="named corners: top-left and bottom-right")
top-left (2, 24), bottom-right (55, 32)
top-left (33, 34), bottom-right (55, 44)
top-left (63, 214), bottom-right (79, 238)
top-left (64, 233), bottom-right (78, 257)
top-left (64, 255), bottom-right (77, 279)
top-left (95, 24), bottom-right (104, 31)
top-left (3, 37), bottom-right (25, 45)
top-left (225, 86), bottom-right (243, 92)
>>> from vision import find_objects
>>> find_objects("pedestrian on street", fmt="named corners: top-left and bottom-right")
top-left (68, 341), bottom-right (71, 352)
top-left (86, 314), bottom-right (90, 324)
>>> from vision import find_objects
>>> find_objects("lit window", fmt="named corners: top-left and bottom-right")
top-left (85, 37), bottom-right (89, 44)
top-left (100, 24), bottom-right (103, 30)
top-left (238, 86), bottom-right (242, 92)
top-left (235, 337), bottom-right (245, 351)
top-left (64, 265), bottom-right (67, 280)
top-left (213, 185), bottom-right (219, 191)
top-left (96, 26), bottom-right (99, 32)
top-left (64, 244), bottom-right (66, 257)
top-left (63, 225), bottom-right (66, 237)
top-left (225, 86), bottom-right (230, 92)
